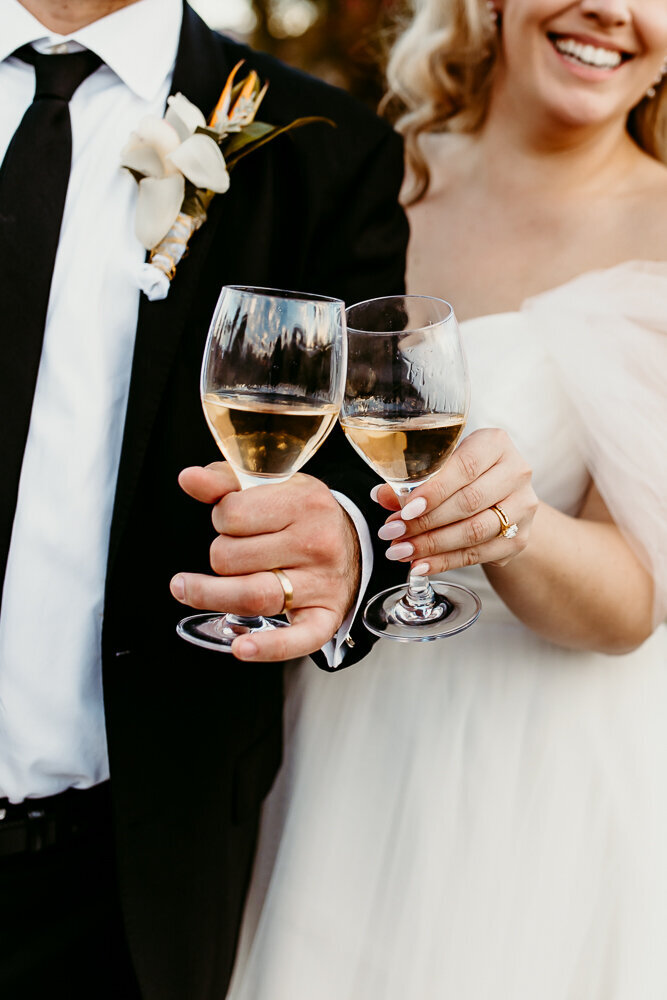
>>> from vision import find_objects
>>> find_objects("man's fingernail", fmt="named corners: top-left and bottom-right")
top-left (386, 542), bottom-right (415, 561)
top-left (378, 520), bottom-right (406, 540)
top-left (236, 639), bottom-right (259, 659)
top-left (401, 496), bottom-right (427, 520)
top-left (370, 484), bottom-right (382, 502)
top-left (411, 561), bottom-right (430, 576)
top-left (170, 575), bottom-right (185, 601)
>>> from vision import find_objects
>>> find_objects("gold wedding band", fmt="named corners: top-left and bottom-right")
top-left (271, 568), bottom-right (294, 614)
top-left (490, 504), bottom-right (519, 539)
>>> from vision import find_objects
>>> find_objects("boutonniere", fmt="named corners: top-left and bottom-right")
top-left (121, 62), bottom-right (332, 301)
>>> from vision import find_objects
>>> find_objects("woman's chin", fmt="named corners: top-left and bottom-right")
top-left (539, 92), bottom-right (629, 135)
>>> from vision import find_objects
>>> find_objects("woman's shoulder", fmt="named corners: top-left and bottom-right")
top-left (530, 256), bottom-right (667, 363)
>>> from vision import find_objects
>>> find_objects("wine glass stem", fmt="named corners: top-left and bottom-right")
top-left (405, 571), bottom-right (435, 604)
top-left (225, 614), bottom-right (265, 629)
top-left (221, 479), bottom-right (274, 630)
top-left (394, 487), bottom-right (442, 617)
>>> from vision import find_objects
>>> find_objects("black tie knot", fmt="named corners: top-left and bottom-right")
top-left (14, 44), bottom-right (102, 102)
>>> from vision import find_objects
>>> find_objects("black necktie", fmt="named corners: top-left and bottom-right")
top-left (0, 45), bottom-right (102, 601)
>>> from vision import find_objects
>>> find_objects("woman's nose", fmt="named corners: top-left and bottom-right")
top-left (578, 0), bottom-right (631, 29)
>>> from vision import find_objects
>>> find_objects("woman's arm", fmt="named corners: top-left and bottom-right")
top-left (484, 484), bottom-right (654, 653)
top-left (374, 429), bottom-right (655, 654)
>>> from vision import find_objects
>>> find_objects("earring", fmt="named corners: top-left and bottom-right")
top-left (647, 58), bottom-right (667, 99)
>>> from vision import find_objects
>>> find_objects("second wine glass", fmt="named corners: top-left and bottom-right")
top-left (177, 285), bottom-right (346, 652)
top-left (341, 294), bottom-right (481, 641)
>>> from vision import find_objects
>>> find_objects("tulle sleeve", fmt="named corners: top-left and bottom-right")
top-left (521, 260), bottom-right (667, 628)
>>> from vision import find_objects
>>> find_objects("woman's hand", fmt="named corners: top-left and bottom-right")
top-left (373, 428), bottom-right (538, 574)
top-left (374, 430), bottom-right (654, 653)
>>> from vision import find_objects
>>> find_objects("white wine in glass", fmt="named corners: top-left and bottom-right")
top-left (340, 412), bottom-right (466, 487)
top-left (201, 392), bottom-right (339, 484)
top-left (177, 285), bottom-right (346, 652)
top-left (341, 294), bottom-right (481, 642)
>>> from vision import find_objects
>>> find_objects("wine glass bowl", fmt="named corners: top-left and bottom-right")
top-left (341, 295), bottom-right (481, 641)
top-left (177, 285), bottom-right (346, 652)
top-left (202, 286), bottom-right (345, 489)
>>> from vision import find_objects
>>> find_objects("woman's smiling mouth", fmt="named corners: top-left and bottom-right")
top-left (548, 33), bottom-right (632, 73)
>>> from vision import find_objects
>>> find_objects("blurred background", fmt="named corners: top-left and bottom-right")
top-left (189, 0), bottom-right (404, 109)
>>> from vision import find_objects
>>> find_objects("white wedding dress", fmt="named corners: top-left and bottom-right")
top-left (227, 262), bottom-right (667, 1000)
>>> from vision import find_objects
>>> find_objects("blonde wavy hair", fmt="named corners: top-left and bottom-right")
top-left (384, 0), bottom-right (667, 203)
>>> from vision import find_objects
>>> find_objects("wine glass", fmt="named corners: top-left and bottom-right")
top-left (340, 294), bottom-right (481, 641)
top-left (177, 285), bottom-right (346, 652)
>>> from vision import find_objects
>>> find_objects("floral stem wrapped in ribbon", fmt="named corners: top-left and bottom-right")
top-left (121, 63), bottom-right (332, 300)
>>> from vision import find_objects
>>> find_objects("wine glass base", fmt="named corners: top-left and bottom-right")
top-left (176, 613), bottom-right (288, 653)
top-left (363, 581), bottom-right (481, 642)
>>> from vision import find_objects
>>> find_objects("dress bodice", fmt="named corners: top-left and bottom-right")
top-left (462, 310), bottom-right (589, 517)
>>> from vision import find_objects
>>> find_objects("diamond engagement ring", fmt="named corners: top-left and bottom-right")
top-left (490, 504), bottom-right (519, 539)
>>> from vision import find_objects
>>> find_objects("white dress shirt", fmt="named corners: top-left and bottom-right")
top-left (0, 0), bottom-right (372, 803)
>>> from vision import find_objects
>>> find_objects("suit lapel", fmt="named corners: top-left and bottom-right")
top-left (107, 6), bottom-right (232, 573)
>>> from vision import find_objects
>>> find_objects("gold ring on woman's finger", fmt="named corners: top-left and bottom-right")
top-left (271, 568), bottom-right (294, 613)
top-left (490, 504), bottom-right (519, 539)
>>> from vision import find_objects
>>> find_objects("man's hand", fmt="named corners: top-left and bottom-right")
top-left (170, 463), bottom-right (361, 662)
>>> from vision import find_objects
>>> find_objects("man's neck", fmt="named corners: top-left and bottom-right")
top-left (17, 0), bottom-right (143, 33)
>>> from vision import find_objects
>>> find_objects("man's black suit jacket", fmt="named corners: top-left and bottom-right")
top-left (101, 5), bottom-right (408, 997)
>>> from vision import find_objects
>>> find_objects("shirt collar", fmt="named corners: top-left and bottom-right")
top-left (1, 0), bottom-right (183, 101)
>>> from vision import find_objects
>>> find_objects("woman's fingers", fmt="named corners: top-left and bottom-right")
top-left (385, 501), bottom-right (511, 558)
top-left (392, 496), bottom-right (534, 574)
top-left (371, 428), bottom-right (538, 572)
top-left (383, 459), bottom-right (530, 542)
top-left (386, 487), bottom-right (537, 569)
top-left (371, 429), bottom-right (525, 530)
top-left (405, 428), bottom-right (511, 516)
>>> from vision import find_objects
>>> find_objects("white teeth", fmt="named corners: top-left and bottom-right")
top-left (554, 37), bottom-right (623, 70)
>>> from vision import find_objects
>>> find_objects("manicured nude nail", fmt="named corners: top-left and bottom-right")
top-left (378, 520), bottom-right (406, 540)
top-left (401, 496), bottom-right (427, 520)
top-left (411, 562), bottom-right (430, 577)
top-left (170, 575), bottom-right (185, 601)
top-left (370, 484), bottom-right (382, 502)
top-left (386, 541), bottom-right (415, 561)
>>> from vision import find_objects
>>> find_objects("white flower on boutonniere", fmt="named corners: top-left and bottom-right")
top-left (121, 63), bottom-right (333, 301)
top-left (121, 92), bottom-right (231, 250)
